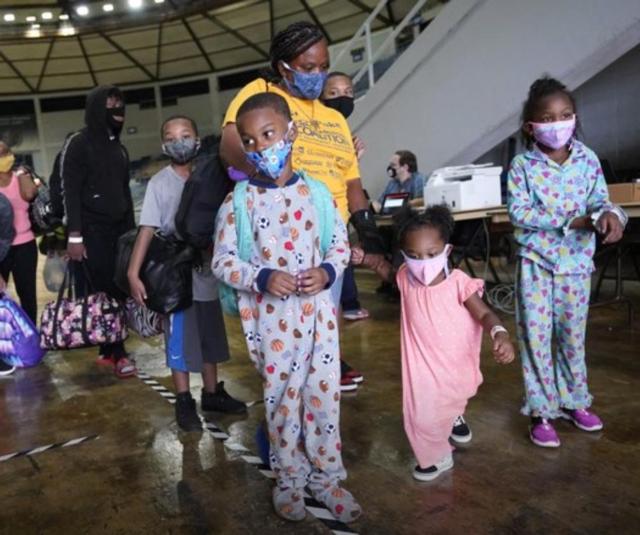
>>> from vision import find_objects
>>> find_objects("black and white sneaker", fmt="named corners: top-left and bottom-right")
top-left (450, 415), bottom-right (472, 444)
top-left (201, 382), bottom-right (247, 414)
top-left (413, 454), bottom-right (454, 482)
top-left (0, 360), bottom-right (16, 376)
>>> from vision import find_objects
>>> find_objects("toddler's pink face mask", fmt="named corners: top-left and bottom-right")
top-left (402, 244), bottom-right (452, 286)
top-left (529, 115), bottom-right (575, 150)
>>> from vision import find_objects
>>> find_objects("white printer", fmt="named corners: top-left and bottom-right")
top-left (424, 163), bottom-right (503, 212)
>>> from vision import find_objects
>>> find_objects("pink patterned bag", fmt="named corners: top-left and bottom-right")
top-left (40, 265), bottom-right (127, 350)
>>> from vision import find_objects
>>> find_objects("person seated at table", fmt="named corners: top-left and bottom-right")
top-left (373, 150), bottom-right (425, 214)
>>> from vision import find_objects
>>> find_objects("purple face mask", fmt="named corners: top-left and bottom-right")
top-left (530, 115), bottom-right (576, 150)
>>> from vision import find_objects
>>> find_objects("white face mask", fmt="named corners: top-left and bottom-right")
top-left (402, 245), bottom-right (451, 286)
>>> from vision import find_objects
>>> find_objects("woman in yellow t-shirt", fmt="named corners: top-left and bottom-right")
top-left (220, 21), bottom-right (385, 262)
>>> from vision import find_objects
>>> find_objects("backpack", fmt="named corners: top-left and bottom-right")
top-left (174, 142), bottom-right (230, 252)
top-left (219, 172), bottom-right (336, 316)
top-left (0, 292), bottom-right (46, 368)
top-left (29, 179), bottom-right (63, 236)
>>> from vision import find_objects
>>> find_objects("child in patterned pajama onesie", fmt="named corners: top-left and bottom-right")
top-left (508, 77), bottom-right (626, 448)
top-left (212, 93), bottom-right (361, 523)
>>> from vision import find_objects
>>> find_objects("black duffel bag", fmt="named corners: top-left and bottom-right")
top-left (114, 229), bottom-right (195, 314)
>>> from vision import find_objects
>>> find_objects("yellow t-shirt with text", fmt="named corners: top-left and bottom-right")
top-left (223, 78), bottom-right (360, 222)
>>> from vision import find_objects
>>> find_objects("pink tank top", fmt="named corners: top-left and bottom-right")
top-left (0, 172), bottom-right (35, 245)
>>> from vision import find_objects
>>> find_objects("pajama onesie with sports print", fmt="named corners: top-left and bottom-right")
top-left (212, 174), bottom-right (350, 490)
top-left (508, 141), bottom-right (622, 418)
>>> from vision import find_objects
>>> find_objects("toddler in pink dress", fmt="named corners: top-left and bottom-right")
top-left (354, 205), bottom-right (515, 481)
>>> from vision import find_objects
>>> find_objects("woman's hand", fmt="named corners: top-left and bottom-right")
top-left (493, 332), bottom-right (515, 364)
top-left (353, 135), bottom-right (366, 161)
top-left (597, 212), bottom-right (624, 244)
top-left (67, 242), bottom-right (87, 261)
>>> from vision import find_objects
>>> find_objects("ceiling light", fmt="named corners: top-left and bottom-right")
top-left (76, 5), bottom-right (90, 16)
top-left (26, 27), bottom-right (42, 38)
top-left (154, 0), bottom-right (165, 3)
top-left (26, 16), bottom-right (37, 22)
top-left (103, 3), bottom-right (114, 12)
top-left (59, 14), bottom-right (69, 21)
top-left (3, 14), bottom-right (15, 22)
top-left (128, 0), bottom-right (144, 9)
top-left (59, 24), bottom-right (76, 36)
top-left (41, 12), bottom-right (53, 20)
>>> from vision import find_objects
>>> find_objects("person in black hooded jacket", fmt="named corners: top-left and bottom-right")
top-left (60, 85), bottom-right (136, 378)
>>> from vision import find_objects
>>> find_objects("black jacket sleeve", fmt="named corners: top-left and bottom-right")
top-left (60, 136), bottom-right (87, 234)
top-left (121, 146), bottom-right (135, 230)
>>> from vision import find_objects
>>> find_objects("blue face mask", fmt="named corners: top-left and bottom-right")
top-left (244, 124), bottom-right (294, 180)
top-left (281, 62), bottom-right (328, 100)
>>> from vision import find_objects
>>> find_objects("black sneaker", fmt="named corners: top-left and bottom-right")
top-left (0, 360), bottom-right (16, 376)
top-left (175, 392), bottom-right (202, 432)
top-left (413, 454), bottom-right (454, 481)
top-left (450, 415), bottom-right (472, 444)
top-left (201, 382), bottom-right (247, 414)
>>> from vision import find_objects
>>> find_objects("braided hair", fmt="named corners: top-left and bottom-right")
top-left (268, 21), bottom-right (326, 80)
top-left (521, 76), bottom-right (578, 148)
top-left (397, 204), bottom-right (455, 248)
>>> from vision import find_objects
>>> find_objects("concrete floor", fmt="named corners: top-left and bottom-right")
top-left (0, 269), bottom-right (639, 535)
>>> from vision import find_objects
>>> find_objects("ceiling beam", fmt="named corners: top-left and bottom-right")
top-left (268, 0), bottom-right (275, 41)
top-left (155, 21), bottom-right (163, 78)
top-left (299, 0), bottom-right (332, 44)
top-left (386, 2), bottom-right (396, 26)
top-left (201, 11), bottom-right (269, 60)
top-left (347, 0), bottom-right (392, 26)
top-left (98, 31), bottom-right (156, 81)
top-left (77, 35), bottom-right (98, 86)
top-left (182, 18), bottom-right (215, 72)
top-left (0, 51), bottom-right (35, 93)
top-left (36, 39), bottom-right (55, 92)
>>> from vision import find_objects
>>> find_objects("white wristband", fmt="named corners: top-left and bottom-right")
top-left (490, 325), bottom-right (508, 340)
top-left (68, 236), bottom-right (83, 244)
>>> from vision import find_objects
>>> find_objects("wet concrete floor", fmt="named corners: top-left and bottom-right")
top-left (0, 270), bottom-right (639, 534)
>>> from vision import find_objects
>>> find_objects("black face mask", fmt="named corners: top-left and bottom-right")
top-left (106, 106), bottom-right (125, 133)
top-left (387, 165), bottom-right (397, 179)
top-left (322, 96), bottom-right (355, 119)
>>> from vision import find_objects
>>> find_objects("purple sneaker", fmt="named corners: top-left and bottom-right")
top-left (560, 408), bottom-right (603, 432)
top-left (529, 418), bottom-right (560, 448)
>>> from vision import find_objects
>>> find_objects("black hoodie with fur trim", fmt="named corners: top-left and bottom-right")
top-left (60, 85), bottom-right (134, 233)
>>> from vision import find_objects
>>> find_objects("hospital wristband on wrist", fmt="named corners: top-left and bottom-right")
top-left (490, 325), bottom-right (508, 340)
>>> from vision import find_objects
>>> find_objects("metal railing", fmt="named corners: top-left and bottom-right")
top-left (332, 0), bottom-right (430, 92)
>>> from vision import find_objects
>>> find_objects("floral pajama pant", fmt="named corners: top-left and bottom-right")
top-left (516, 258), bottom-right (593, 418)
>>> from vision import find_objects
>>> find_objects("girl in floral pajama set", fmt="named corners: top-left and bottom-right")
top-left (212, 92), bottom-right (361, 523)
top-left (508, 77), bottom-right (626, 448)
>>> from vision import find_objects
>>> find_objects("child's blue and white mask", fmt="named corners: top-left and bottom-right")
top-left (244, 122), bottom-right (294, 180)
top-left (281, 62), bottom-right (328, 101)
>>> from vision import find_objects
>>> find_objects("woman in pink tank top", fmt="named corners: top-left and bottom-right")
top-left (0, 140), bottom-right (39, 323)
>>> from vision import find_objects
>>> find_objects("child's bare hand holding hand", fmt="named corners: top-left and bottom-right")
top-left (351, 247), bottom-right (365, 265)
top-left (128, 275), bottom-right (147, 306)
top-left (299, 268), bottom-right (329, 296)
top-left (493, 332), bottom-right (515, 364)
top-left (267, 271), bottom-right (298, 297)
